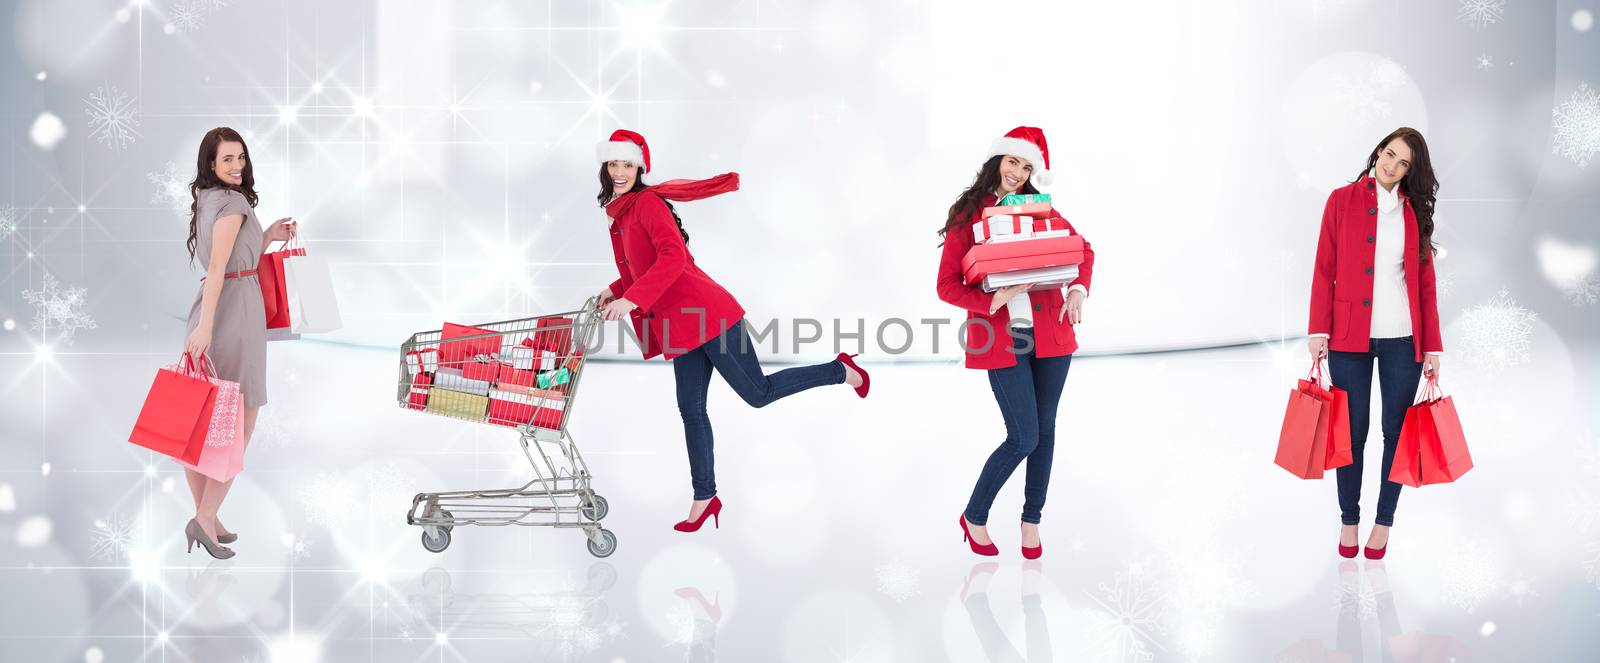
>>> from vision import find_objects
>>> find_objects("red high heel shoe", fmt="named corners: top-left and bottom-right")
top-left (674, 496), bottom-right (722, 532)
top-left (1339, 543), bottom-right (1359, 559)
top-left (1363, 543), bottom-right (1387, 560)
top-left (837, 353), bottom-right (870, 398)
top-left (1022, 544), bottom-right (1043, 560)
top-left (959, 515), bottom-right (998, 557)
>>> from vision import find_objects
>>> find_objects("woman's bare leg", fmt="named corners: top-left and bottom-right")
top-left (197, 406), bottom-right (258, 541)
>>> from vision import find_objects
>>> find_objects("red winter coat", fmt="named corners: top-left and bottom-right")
top-left (607, 191), bottom-right (745, 360)
top-left (1308, 175), bottom-right (1442, 362)
top-left (936, 193), bottom-right (1095, 370)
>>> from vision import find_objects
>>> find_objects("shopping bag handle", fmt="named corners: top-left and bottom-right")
top-left (1306, 357), bottom-right (1328, 388)
top-left (264, 231), bottom-right (305, 254)
top-left (179, 351), bottom-right (220, 379)
top-left (1412, 374), bottom-right (1444, 404)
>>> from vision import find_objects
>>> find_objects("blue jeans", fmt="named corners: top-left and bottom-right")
top-left (964, 327), bottom-right (1073, 526)
top-left (1329, 336), bottom-right (1422, 528)
top-left (673, 320), bottom-right (846, 500)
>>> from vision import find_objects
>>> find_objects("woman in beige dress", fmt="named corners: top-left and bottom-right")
top-left (181, 127), bottom-right (297, 559)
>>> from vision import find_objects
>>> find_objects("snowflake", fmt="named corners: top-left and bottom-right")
top-left (1476, 53), bottom-right (1494, 71)
top-left (84, 84), bottom-right (139, 151)
top-left (297, 474), bottom-right (359, 528)
top-left (282, 533), bottom-right (312, 561)
top-left (1457, 0), bottom-right (1505, 30)
top-left (1553, 82), bottom-right (1600, 168)
top-left (169, 0), bottom-right (233, 33)
top-left (1441, 539), bottom-right (1500, 613)
top-left (0, 206), bottom-right (17, 241)
top-left (1505, 575), bottom-right (1538, 607)
top-left (1456, 289), bottom-right (1536, 370)
top-left (1563, 483), bottom-right (1600, 533)
top-left (148, 161), bottom-right (192, 218)
top-left (1087, 562), bottom-right (1168, 662)
top-left (1335, 582), bottom-right (1379, 621)
top-left (873, 559), bottom-right (921, 603)
top-left (1334, 60), bottom-right (1407, 123)
top-left (1562, 273), bottom-right (1600, 306)
top-left (21, 273), bottom-right (97, 345)
top-left (89, 511), bottom-right (137, 561)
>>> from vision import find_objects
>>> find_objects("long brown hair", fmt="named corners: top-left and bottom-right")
top-left (186, 127), bottom-right (258, 263)
top-left (937, 155), bottom-right (1041, 242)
top-left (1357, 127), bottom-right (1437, 262)
top-left (596, 164), bottom-right (689, 243)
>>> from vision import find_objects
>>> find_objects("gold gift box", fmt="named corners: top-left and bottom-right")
top-left (425, 387), bottom-right (490, 422)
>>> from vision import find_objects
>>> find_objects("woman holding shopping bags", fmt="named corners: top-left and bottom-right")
top-left (592, 129), bottom-right (869, 532)
top-left (181, 127), bottom-right (298, 558)
top-left (938, 126), bottom-right (1095, 559)
top-left (1308, 126), bottom-right (1443, 560)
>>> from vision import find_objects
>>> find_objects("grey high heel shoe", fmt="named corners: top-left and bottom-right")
top-left (217, 529), bottom-right (238, 545)
top-left (186, 519), bottom-right (236, 560)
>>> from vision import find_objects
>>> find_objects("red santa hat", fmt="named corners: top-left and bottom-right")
top-left (986, 126), bottom-right (1053, 186)
top-left (596, 129), bottom-right (651, 173)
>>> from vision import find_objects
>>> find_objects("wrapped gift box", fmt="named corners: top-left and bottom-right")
top-left (425, 387), bottom-right (490, 421)
top-left (529, 317), bottom-right (576, 356)
top-left (998, 193), bottom-right (1051, 206)
top-left (487, 389), bottom-right (539, 428)
top-left (407, 372), bottom-right (433, 410)
top-left (972, 215), bottom-right (1071, 244)
top-left (462, 355), bottom-right (501, 383)
top-left (961, 235), bottom-right (1085, 285)
top-left (530, 389), bottom-right (568, 430)
top-left (982, 265), bottom-right (1080, 292)
top-left (404, 347), bottom-right (439, 376)
top-left (495, 382), bottom-right (540, 397)
top-left (498, 365), bottom-right (537, 388)
top-left (536, 367), bottom-right (571, 390)
top-left (440, 322), bottom-right (501, 364)
top-left (981, 201), bottom-right (1051, 220)
top-left (434, 367), bottom-right (492, 396)
top-left (505, 345), bottom-right (544, 371)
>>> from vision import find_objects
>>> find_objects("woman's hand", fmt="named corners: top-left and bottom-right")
top-left (601, 297), bottom-right (637, 321)
top-left (1060, 289), bottom-right (1086, 325)
top-left (264, 217), bottom-right (298, 243)
top-left (185, 325), bottom-right (213, 360)
top-left (597, 287), bottom-right (616, 306)
top-left (1308, 336), bottom-right (1329, 360)
top-left (988, 284), bottom-right (1033, 315)
top-left (1423, 354), bottom-right (1441, 380)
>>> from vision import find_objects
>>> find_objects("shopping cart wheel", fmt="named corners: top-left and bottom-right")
top-left (586, 529), bottom-right (617, 558)
top-left (436, 509), bottom-right (455, 533)
top-left (582, 495), bottom-right (609, 521)
top-left (421, 526), bottom-right (451, 553)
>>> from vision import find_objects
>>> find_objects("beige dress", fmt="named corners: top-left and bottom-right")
top-left (186, 187), bottom-right (268, 408)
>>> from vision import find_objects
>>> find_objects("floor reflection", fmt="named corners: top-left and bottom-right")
top-left (961, 561), bottom-right (1052, 663)
top-left (1279, 560), bottom-right (1473, 662)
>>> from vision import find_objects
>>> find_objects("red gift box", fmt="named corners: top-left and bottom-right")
top-left (529, 317), bottom-right (576, 356)
top-left (487, 390), bottom-right (538, 428)
top-left (531, 389), bottom-right (567, 430)
top-left (981, 201), bottom-right (1051, 219)
top-left (407, 372), bottom-right (433, 410)
top-left (497, 365), bottom-right (537, 388)
top-left (961, 236), bottom-right (1085, 285)
top-left (462, 356), bottom-right (500, 383)
top-left (440, 322), bottom-right (501, 364)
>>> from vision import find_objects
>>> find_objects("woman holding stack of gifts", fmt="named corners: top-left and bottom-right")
top-left (180, 127), bottom-right (299, 559)
top-left (1307, 126), bottom-right (1443, 560)
top-left (937, 126), bottom-right (1095, 559)
top-left (591, 129), bottom-right (870, 533)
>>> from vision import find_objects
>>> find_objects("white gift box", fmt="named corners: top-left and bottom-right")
top-left (981, 265), bottom-right (1080, 293)
top-left (538, 349), bottom-right (557, 372)
top-left (435, 367), bottom-right (492, 396)
top-left (488, 388), bottom-right (538, 406)
top-left (405, 348), bottom-right (440, 375)
top-left (972, 215), bottom-right (1033, 244)
top-left (506, 346), bottom-right (535, 371)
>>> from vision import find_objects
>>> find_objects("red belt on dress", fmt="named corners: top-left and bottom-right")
top-left (199, 269), bottom-right (258, 281)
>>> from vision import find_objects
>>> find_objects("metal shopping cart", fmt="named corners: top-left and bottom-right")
top-left (396, 297), bottom-right (616, 557)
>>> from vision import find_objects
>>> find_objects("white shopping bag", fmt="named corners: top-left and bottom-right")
top-left (283, 246), bottom-right (343, 334)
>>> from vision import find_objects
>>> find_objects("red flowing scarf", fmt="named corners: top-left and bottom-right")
top-left (605, 172), bottom-right (740, 219)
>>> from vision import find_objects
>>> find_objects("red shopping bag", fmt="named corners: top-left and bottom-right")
top-left (1390, 406), bottom-right (1425, 487)
top-left (1299, 361), bottom-right (1353, 470)
top-left (1276, 363), bottom-right (1332, 479)
top-left (128, 353), bottom-right (218, 465)
top-left (1414, 376), bottom-right (1472, 484)
top-left (262, 240), bottom-right (305, 329)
